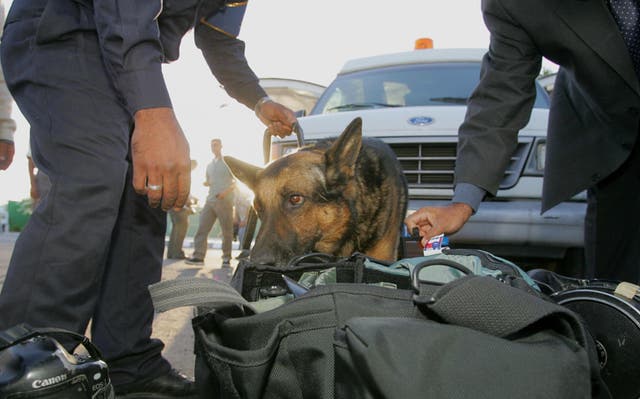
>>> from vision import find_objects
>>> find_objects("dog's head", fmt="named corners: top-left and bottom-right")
top-left (224, 118), bottom-right (363, 265)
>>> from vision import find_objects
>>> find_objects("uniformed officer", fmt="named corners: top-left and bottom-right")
top-left (0, 0), bottom-right (297, 397)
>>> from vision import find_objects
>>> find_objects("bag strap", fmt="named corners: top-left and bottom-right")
top-left (285, 252), bottom-right (337, 267)
top-left (149, 277), bottom-right (257, 315)
top-left (419, 275), bottom-right (587, 345)
top-left (0, 324), bottom-right (104, 359)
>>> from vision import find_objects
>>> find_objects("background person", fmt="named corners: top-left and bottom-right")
top-left (167, 160), bottom-right (198, 260)
top-left (405, 0), bottom-right (640, 283)
top-left (0, 0), bottom-right (297, 397)
top-left (186, 139), bottom-right (235, 268)
top-left (233, 186), bottom-right (252, 259)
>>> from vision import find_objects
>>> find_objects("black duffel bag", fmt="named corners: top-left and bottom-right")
top-left (151, 257), bottom-right (609, 399)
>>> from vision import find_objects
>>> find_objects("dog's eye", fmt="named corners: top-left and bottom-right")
top-left (288, 194), bottom-right (305, 207)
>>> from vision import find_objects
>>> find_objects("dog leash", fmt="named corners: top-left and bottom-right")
top-left (262, 121), bottom-right (305, 163)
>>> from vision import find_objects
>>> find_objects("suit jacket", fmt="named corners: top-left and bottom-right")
top-left (455, 0), bottom-right (640, 212)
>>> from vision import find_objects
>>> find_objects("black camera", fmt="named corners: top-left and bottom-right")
top-left (0, 325), bottom-right (113, 398)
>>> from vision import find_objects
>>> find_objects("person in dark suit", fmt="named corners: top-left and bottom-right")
top-left (0, 0), bottom-right (297, 397)
top-left (406, 0), bottom-right (640, 283)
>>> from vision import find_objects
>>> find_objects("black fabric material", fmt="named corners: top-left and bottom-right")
top-left (584, 130), bottom-right (640, 284)
top-left (193, 275), bottom-right (599, 399)
top-left (193, 285), bottom-right (417, 399)
top-left (425, 275), bottom-right (585, 342)
top-left (335, 317), bottom-right (589, 399)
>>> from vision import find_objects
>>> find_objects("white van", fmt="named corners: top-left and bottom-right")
top-left (267, 47), bottom-right (586, 268)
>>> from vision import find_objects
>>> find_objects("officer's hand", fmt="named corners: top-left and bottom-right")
top-left (255, 99), bottom-right (298, 138)
top-left (131, 107), bottom-right (191, 211)
top-left (404, 203), bottom-right (473, 246)
top-left (0, 141), bottom-right (15, 170)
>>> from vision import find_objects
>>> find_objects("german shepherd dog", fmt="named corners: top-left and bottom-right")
top-left (224, 118), bottom-right (408, 266)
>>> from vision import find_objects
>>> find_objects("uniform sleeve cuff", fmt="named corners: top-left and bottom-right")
top-left (117, 65), bottom-right (173, 114)
top-left (237, 81), bottom-right (268, 110)
top-left (452, 183), bottom-right (486, 214)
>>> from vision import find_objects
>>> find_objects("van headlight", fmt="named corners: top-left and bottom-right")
top-left (524, 138), bottom-right (546, 176)
top-left (535, 140), bottom-right (546, 171)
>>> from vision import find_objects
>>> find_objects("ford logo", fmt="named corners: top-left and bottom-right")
top-left (408, 116), bottom-right (434, 126)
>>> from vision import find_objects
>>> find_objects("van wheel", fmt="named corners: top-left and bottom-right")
top-left (555, 247), bottom-right (586, 278)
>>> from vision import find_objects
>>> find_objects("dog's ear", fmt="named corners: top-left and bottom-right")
top-left (224, 156), bottom-right (262, 191)
top-left (325, 117), bottom-right (362, 186)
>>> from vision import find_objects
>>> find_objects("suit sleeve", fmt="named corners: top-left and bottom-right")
top-left (455, 0), bottom-right (543, 195)
top-left (194, 17), bottom-right (267, 110)
top-left (92, 0), bottom-right (172, 115)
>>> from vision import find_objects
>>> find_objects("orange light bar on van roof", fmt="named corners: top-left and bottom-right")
top-left (415, 37), bottom-right (434, 50)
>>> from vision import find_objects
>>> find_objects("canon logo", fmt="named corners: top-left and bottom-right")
top-left (32, 374), bottom-right (67, 388)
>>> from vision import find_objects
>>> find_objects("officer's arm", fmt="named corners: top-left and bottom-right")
top-left (193, 9), bottom-right (267, 110)
top-left (92, 0), bottom-right (172, 113)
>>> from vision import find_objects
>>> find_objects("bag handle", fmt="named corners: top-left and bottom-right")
top-left (411, 258), bottom-right (472, 292)
top-left (149, 277), bottom-right (257, 315)
top-left (423, 275), bottom-right (588, 343)
top-left (285, 252), bottom-right (337, 268)
top-left (0, 324), bottom-right (104, 360)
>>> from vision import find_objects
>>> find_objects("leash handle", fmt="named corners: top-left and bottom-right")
top-left (292, 121), bottom-right (305, 147)
top-left (262, 129), bottom-right (272, 164)
top-left (262, 122), bottom-right (305, 164)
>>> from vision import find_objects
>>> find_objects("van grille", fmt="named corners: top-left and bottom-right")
top-left (389, 140), bottom-right (532, 190)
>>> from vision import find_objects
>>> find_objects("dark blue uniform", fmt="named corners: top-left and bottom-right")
top-left (0, 0), bottom-right (266, 388)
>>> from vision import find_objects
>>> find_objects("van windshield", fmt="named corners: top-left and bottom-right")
top-left (310, 62), bottom-right (550, 115)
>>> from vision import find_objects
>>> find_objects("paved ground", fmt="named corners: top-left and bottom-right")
top-left (0, 231), bottom-right (240, 378)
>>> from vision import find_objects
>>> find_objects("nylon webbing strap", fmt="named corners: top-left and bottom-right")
top-left (424, 276), bottom-right (586, 344)
top-left (149, 277), bottom-right (257, 315)
top-left (0, 324), bottom-right (33, 350)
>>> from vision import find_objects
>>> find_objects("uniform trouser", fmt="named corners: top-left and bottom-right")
top-left (0, 15), bottom-right (170, 386)
top-left (168, 209), bottom-right (190, 257)
top-left (585, 128), bottom-right (640, 284)
top-left (192, 198), bottom-right (234, 262)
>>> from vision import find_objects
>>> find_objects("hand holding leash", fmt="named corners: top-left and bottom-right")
top-left (254, 97), bottom-right (298, 138)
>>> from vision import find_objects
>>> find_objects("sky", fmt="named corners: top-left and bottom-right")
top-left (0, 0), bottom-right (500, 204)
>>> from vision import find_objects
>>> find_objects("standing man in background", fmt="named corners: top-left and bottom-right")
top-left (167, 159), bottom-right (198, 260)
top-left (186, 139), bottom-right (235, 268)
top-left (406, 0), bottom-right (640, 283)
top-left (0, 0), bottom-right (297, 397)
top-left (0, 0), bottom-right (16, 171)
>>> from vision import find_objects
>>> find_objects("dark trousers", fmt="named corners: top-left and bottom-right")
top-left (0, 11), bottom-right (170, 386)
top-left (585, 129), bottom-right (640, 284)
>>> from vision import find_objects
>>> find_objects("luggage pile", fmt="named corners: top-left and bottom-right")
top-left (148, 249), bottom-right (636, 399)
